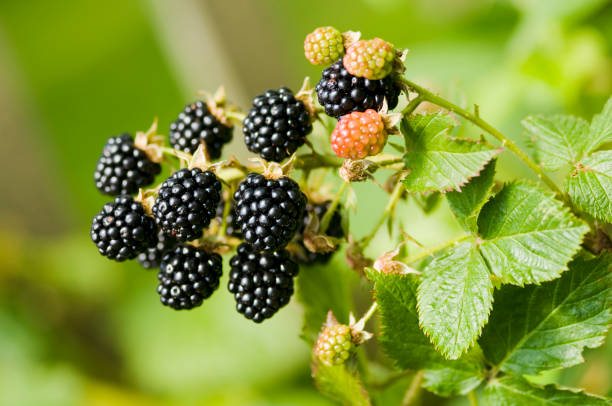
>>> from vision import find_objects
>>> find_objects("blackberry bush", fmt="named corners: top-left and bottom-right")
top-left (293, 201), bottom-right (344, 264)
top-left (169, 100), bottom-right (233, 159)
top-left (152, 168), bottom-right (221, 242)
top-left (90, 195), bottom-right (157, 261)
top-left (316, 59), bottom-right (400, 119)
top-left (242, 87), bottom-right (312, 162)
top-left (94, 133), bottom-right (161, 196)
top-left (233, 173), bottom-right (307, 251)
top-left (228, 243), bottom-right (299, 323)
top-left (157, 244), bottom-right (222, 310)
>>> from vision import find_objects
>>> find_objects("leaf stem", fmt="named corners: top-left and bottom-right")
top-left (468, 390), bottom-right (479, 406)
top-left (399, 78), bottom-right (563, 197)
top-left (402, 95), bottom-right (424, 116)
top-left (404, 234), bottom-right (471, 265)
top-left (361, 302), bottom-right (378, 324)
top-left (320, 182), bottom-right (348, 233)
top-left (401, 370), bottom-right (424, 406)
top-left (360, 179), bottom-right (405, 248)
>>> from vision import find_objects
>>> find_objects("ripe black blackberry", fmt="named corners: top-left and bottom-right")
top-left (242, 87), bottom-right (312, 162)
top-left (294, 201), bottom-right (344, 264)
top-left (137, 230), bottom-right (178, 269)
top-left (94, 133), bottom-right (161, 196)
top-left (90, 195), bottom-right (157, 261)
top-left (169, 101), bottom-right (233, 159)
top-left (215, 199), bottom-right (242, 238)
top-left (228, 243), bottom-right (299, 323)
top-left (316, 59), bottom-right (400, 119)
top-left (234, 173), bottom-right (307, 251)
top-left (158, 244), bottom-right (222, 310)
top-left (152, 168), bottom-right (221, 242)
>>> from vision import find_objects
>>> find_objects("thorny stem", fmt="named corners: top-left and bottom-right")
top-left (401, 370), bottom-right (424, 406)
top-left (468, 390), bottom-right (479, 406)
top-left (360, 179), bottom-right (405, 248)
top-left (402, 94), bottom-right (424, 116)
top-left (320, 182), bottom-right (348, 233)
top-left (399, 77), bottom-right (564, 198)
top-left (404, 234), bottom-right (471, 265)
top-left (361, 302), bottom-right (378, 325)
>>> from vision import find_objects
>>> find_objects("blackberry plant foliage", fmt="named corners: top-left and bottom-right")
top-left (88, 25), bottom-right (612, 406)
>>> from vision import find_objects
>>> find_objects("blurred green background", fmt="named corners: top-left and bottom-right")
top-left (0, 0), bottom-right (611, 405)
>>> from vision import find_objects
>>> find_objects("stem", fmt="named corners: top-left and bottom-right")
top-left (375, 157), bottom-right (404, 167)
top-left (320, 182), bottom-right (348, 233)
top-left (402, 95), bottom-right (424, 116)
top-left (360, 179), bottom-right (404, 248)
top-left (218, 188), bottom-right (233, 237)
top-left (295, 153), bottom-right (344, 170)
top-left (361, 302), bottom-right (378, 324)
top-left (368, 369), bottom-right (413, 390)
top-left (405, 234), bottom-right (471, 264)
top-left (400, 78), bottom-right (563, 197)
top-left (401, 370), bottom-right (424, 406)
top-left (468, 390), bottom-right (479, 406)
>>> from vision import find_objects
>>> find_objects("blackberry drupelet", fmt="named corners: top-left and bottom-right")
top-left (137, 230), bottom-right (178, 269)
top-left (228, 243), bottom-right (299, 323)
top-left (294, 201), bottom-right (344, 264)
top-left (169, 101), bottom-right (233, 159)
top-left (215, 199), bottom-right (242, 238)
top-left (157, 244), bottom-right (222, 310)
top-left (94, 133), bottom-right (161, 196)
top-left (234, 173), bottom-right (307, 251)
top-left (316, 59), bottom-right (400, 119)
top-left (90, 195), bottom-right (157, 261)
top-left (152, 168), bottom-right (222, 242)
top-left (242, 87), bottom-right (312, 162)
top-left (314, 324), bottom-right (354, 366)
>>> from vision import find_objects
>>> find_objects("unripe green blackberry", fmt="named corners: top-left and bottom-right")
top-left (343, 38), bottom-right (395, 80)
top-left (90, 195), bottom-right (157, 261)
top-left (152, 168), bottom-right (222, 242)
top-left (157, 244), bottom-right (222, 310)
top-left (304, 26), bottom-right (345, 66)
top-left (94, 133), bottom-right (161, 196)
top-left (314, 324), bottom-right (354, 365)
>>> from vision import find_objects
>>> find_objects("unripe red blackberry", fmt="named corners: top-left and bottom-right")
top-left (234, 173), bottom-right (307, 251)
top-left (343, 38), bottom-right (395, 80)
top-left (228, 243), bottom-right (299, 323)
top-left (90, 195), bottom-right (157, 261)
top-left (94, 133), bottom-right (161, 196)
top-left (215, 199), bottom-right (242, 238)
top-left (304, 26), bottom-right (344, 66)
top-left (137, 230), bottom-right (178, 269)
top-left (316, 59), bottom-right (400, 119)
top-left (152, 168), bottom-right (222, 242)
top-left (242, 87), bottom-right (312, 162)
top-left (293, 201), bottom-right (344, 264)
top-left (314, 324), bottom-right (354, 365)
top-left (169, 100), bottom-right (233, 159)
top-left (157, 244), bottom-right (222, 310)
top-left (331, 109), bottom-right (387, 159)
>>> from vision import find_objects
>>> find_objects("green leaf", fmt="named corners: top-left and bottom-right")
top-left (366, 269), bottom-right (442, 369)
top-left (480, 254), bottom-right (612, 375)
top-left (588, 95), bottom-right (612, 153)
top-left (447, 159), bottom-right (496, 232)
top-left (485, 376), bottom-right (611, 406)
top-left (296, 260), bottom-right (359, 344)
top-left (522, 115), bottom-right (590, 170)
top-left (366, 268), bottom-right (486, 396)
top-left (312, 362), bottom-right (371, 406)
top-left (422, 347), bottom-right (486, 397)
top-left (477, 182), bottom-right (588, 286)
top-left (567, 151), bottom-right (612, 223)
top-left (401, 114), bottom-right (500, 193)
top-left (418, 242), bottom-right (493, 359)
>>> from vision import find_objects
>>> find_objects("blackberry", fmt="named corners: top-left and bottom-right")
top-left (314, 324), bottom-right (354, 365)
top-left (169, 101), bottom-right (233, 159)
top-left (294, 201), bottom-right (344, 264)
top-left (234, 173), bottom-right (307, 251)
top-left (215, 199), bottom-right (242, 238)
top-left (152, 168), bottom-right (222, 242)
top-left (242, 87), bottom-right (312, 162)
top-left (228, 243), bottom-right (299, 323)
top-left (157, 244), bottom-right (222, 310)
top-left (137, 230), bottom-right (178, 269)
top-left (90, 195), bottom-right (157, 261)
top-left (316, 59), bottom-right (400, 119)
top-left (94, 133), bottom-right (161, 196)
